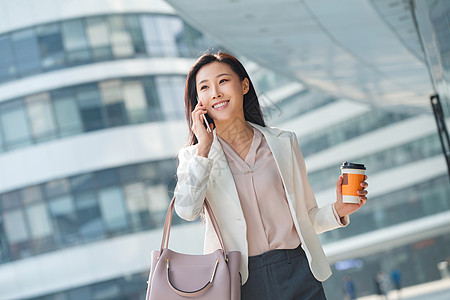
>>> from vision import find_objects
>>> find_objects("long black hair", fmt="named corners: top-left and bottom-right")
top-left (183, 50), bottom-right (267, 147)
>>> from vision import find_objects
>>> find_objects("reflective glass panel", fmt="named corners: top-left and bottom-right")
top-left (0, 35), bottom-right (16, 82)
top-left (25, 92), bottom-right (57, 142)
top-left (75, 191), bottom-right (105, 241)
top-left (95, 169), bottom-right (119, 187)
top-left (123, 81), bottom-right (148, 123)
top-left (155, 77), bottom-right (179, 121)
top-left (146, 183), bottom-right (169, 226)
top-left (0, 100), bottom-right (32, 150)
top-left (26, 202), bottom-right (53, 239)
top-left (61, 19), bottom-right (90, 64)
top-left (140, 15), bottom-right (162, 56)
top-left (1, 190), bottom-right (21, 210)
top-left (3, 209), bottom-right (29, 243)
top-left (52, 89), bottom-right (83, 136)
top-left (124, 182), bottom-right (150, 231)
top-left (157, 16), bottom-right (180, 57)
top-left (99, 80), bottom-right (126, 126)
top-left (11, 28), bottom-right (41, 76)
top-left (125, 15), bottom-right (146, 55)
top-left (36, 24), bottom-right (65, 70)
top-left (108, 15), bottom-right (134, 58)
top-left (98, 186), bottom-right (128, 232)
top-left (76, 84), bottom-right (105, 131)
top-left (49, 195), bottom-right (79, 246)
top-left (45, 178), bottom-right (71, 198)
top-left (86, 17), bottom-right (112, 60)
top-left (70, 173), bottom-right (95, 192)
top-left (143, 78), bottom-right (162, 121)
top-left (22, 185), bottom-right (43, 205)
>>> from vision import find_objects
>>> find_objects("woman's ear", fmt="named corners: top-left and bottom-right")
top-left (242, 78), bottom-right (250, 95)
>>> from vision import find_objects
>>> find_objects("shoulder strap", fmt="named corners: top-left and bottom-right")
top-left (159, 196), bottom-right (226, 255)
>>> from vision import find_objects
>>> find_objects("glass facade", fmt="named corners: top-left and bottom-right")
top-left (28, 231), bottom-right (448, 300)
top-left (0, 159), bottom-right (186, 265)
top-left (323, 233), bottom-right (450, 300)
top-left (307, 132), bottom-right (442, 191)
top-left (266, 89), bottom-right (335, 124)
top-left (0, 13), bottom-right (213, 83)
top-left (0, 75), bottom-right (185, 152)
top-left (1, 2), bottom-right (449, 299)
top-left (299, 108), bottom-right (413, 157)
top-left (413, 0), bottom-right (450, 117)
top-left (319, 174), bottom-right (450, 244)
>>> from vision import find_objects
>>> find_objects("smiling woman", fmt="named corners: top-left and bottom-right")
top-left (183, 52), bottom-right (266, 148)
top-left (171, 50), bottom-right (368, 300)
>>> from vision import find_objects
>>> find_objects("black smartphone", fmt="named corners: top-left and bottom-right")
top-left (197, 97), bottom-right (212, 132)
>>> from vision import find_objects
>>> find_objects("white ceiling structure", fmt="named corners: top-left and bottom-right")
top-left (165, 0), bottom-right (434, 114)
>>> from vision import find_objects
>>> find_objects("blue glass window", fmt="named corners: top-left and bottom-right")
top-left (75, 191), bottom-right (105, 241)
top-left (157, 16), bottom-right (181, 57)
top-left (3, 209), bottom-right (30, 260)
top-left (37, 24), bottom-right (66, 70)
top-left (125, 15), bottom-right (146, 55)
top-left (0, 100), bottom-right (32, 150)
top-left (52, 89), bottom-right (83, 137)
top-left (108, 15), bottom-right (134, 58)
top-left (70, 173), bottom-right (95, 192)
top-left (22, 185), bottom-right (43, 205)
top-left (140, 15), bottom-right (162, 57)
top-left (86, 17), bottom-right (112, 61)
top-left (99, 80), bottom-right (127, 127)
top-left (98, 186), bottom-right (128, 233)
top-left (124, 182), bottom-right (150, 231)
top-left (95, 169), bottom-right (120, 187)
top-left (45, 178), bottom-right (71, 199)
top-left (25, 202), bottom-right (54, 254)
top-left (0, 35), bottom-right (16, 81)
top-left (76, 84), bottom-right (105, 131)
top-left (11, 28), bottom-right (41, 76)
top-left (155, 76), bottom-right (183, 121)
top-left (122, 81), bottom-right (149, 123)
top-left (62, 19), bottom-right (91, 65)
top-left (49, 196), bottom-right (79, 246)
top-left (25, 92), bottom-right (58, 142)
top-left (143, 77), bottom-right (163, 121)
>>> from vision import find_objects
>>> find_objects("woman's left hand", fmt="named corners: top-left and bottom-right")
top-left (334, 175), bottom-right (368, 218)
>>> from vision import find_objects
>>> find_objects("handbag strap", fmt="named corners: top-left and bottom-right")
top-left (159, 196), bottom-right (227, 257)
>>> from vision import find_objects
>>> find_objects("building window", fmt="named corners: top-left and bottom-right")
top-left (0, 155), bottom-right (178, 264)
top-left (0, 100), bottom-right (32, 150)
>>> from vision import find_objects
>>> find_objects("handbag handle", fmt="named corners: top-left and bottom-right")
top-left (159, 196), bottom-right (227, 257)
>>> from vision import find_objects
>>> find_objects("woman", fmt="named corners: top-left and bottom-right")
top-left (173, 51), bottom-right (368, 299)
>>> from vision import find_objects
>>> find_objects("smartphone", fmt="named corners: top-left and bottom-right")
top-left (197, 97), bottom-right (212, 133)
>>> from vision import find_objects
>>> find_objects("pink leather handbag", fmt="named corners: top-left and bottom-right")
top-left (145, 196), bottom-right (241, 300)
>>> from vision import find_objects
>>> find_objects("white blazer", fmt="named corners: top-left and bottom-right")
top-left (174, 121), bottom-right (349, 285)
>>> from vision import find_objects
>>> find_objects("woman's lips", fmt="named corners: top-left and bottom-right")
top-left (213, 100), bottom-right (229, 110)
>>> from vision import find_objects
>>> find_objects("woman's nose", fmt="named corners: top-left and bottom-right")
top-left (211, 85), bottom-right (222, 99)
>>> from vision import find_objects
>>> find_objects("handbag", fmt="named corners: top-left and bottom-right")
top-left (145, 196), bottom-right (242, 300)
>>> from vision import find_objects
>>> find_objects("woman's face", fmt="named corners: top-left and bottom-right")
top-left (195, 61), bottom-right (249, 123)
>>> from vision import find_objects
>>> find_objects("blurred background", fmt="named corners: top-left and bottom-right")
top-left (0, 0), bottom-right (448, 299)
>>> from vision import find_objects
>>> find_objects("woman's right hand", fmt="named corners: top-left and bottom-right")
top-left (191, 100), bottom-right (214, 157)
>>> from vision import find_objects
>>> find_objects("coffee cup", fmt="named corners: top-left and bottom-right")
top-left (340, 161), bottom-right (366, 204)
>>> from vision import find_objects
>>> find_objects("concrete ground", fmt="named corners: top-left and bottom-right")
top-left (358, 278), bottom-right (450, 300)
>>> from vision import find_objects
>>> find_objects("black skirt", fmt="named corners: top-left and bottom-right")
top-left (241, 244), bottom-right (327, 300)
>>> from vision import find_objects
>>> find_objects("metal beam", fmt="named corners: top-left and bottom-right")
top-left (430, 94), bottom-right (450, 181)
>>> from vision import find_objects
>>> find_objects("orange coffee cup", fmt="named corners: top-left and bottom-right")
top-left (340, 161), bottom-right (366, 204)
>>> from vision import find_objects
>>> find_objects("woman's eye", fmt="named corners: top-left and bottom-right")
top-left (220, 79), bottom-right (228, 83)
top-left (200, 85), bottom-right (207, 90)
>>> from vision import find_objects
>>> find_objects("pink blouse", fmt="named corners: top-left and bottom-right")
top-left (217, 126), bottom-right (301, 256)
